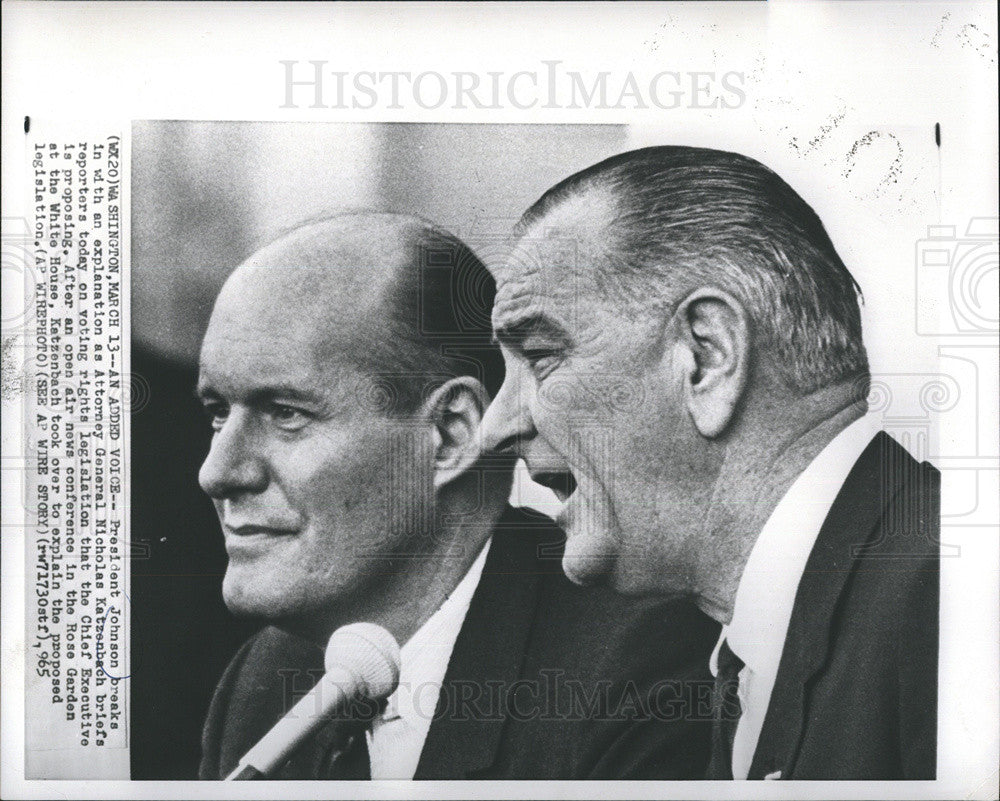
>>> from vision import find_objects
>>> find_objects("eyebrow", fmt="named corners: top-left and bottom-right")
top-left (194, 382), bottom-right (325, 405)
top-left (493, 314), bottom-right (571, 349)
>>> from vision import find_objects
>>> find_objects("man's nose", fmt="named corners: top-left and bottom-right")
top-left (198, 412), bottom-right (268, 499)
top-left (481, 373), bottom-right (535, 455)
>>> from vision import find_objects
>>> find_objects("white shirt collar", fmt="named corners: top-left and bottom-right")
top-left (367, 538), bottom-right (491, 779)
top-left (711, 415), bottom-right (881, 676)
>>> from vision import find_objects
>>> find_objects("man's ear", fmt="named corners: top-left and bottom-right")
top-left (421, 376), bottom-right (489, 490)
top-left (670, 287), bottom-right (750, 438)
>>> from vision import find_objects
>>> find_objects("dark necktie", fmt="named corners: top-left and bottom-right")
top-left (707, 639), bottom-right (744, 780)
top-left (275, 717), bottom-right (373, 780)
top-left (309, 695), bottom-right (386, 779)
top-left (320, 725), bottom-right (372, 779)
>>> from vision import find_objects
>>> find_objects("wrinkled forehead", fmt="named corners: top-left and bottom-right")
top-left (492, 193), bottom-right (614, 326)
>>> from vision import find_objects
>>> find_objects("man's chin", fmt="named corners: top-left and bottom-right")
top-left (561, 532), bottom-right (618, 587)
top-left (222, 572), bottom-right (299, 621)
top-left (222, 572), bottom-right (342, 643)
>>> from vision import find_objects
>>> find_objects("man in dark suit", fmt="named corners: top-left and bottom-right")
top-left (196, 211), bottom-right (718, 779)
top-left (200, 506), bottom-right (718, 780)
top-left (481, 146), bottom-right (939, 779)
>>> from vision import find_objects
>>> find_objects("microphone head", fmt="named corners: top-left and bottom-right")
top-left (325, 622), bottom-right (400, 700)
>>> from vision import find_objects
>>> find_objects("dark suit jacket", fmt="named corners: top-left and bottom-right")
top-left (744, 432), bottom-right (939, 780)
top-left (200, 505), bottom-right (720, 779)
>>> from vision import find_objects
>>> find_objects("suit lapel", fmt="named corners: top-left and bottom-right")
top-left (414, 506), bottom-right (547, 779)
top-left (747, 433), bottom-right (911, 779)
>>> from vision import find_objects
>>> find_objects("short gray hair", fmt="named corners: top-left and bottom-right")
top-left (517, 146), bottom-right (870, 396)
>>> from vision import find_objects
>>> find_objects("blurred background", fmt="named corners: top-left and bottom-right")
top-left (130, 121), bottom-right (629, 779)
top-left (131, 120), bottom-right (956, 779)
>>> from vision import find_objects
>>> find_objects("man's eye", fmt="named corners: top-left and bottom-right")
top-left (202, 402), bottom-right (229, 431)
top-left (269, 403), bottom-right (310, 430)
top-left (524, 349), bottom-right (561, 379)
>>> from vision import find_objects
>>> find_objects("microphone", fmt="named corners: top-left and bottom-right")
top-left (226, 622), bottom-right (400, 780)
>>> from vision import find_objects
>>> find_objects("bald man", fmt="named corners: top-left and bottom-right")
top-left (196, 212), bottom-right (719, 780)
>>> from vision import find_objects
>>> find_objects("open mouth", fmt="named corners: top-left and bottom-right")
top-left (530, 471), bottom-right (578, 503)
